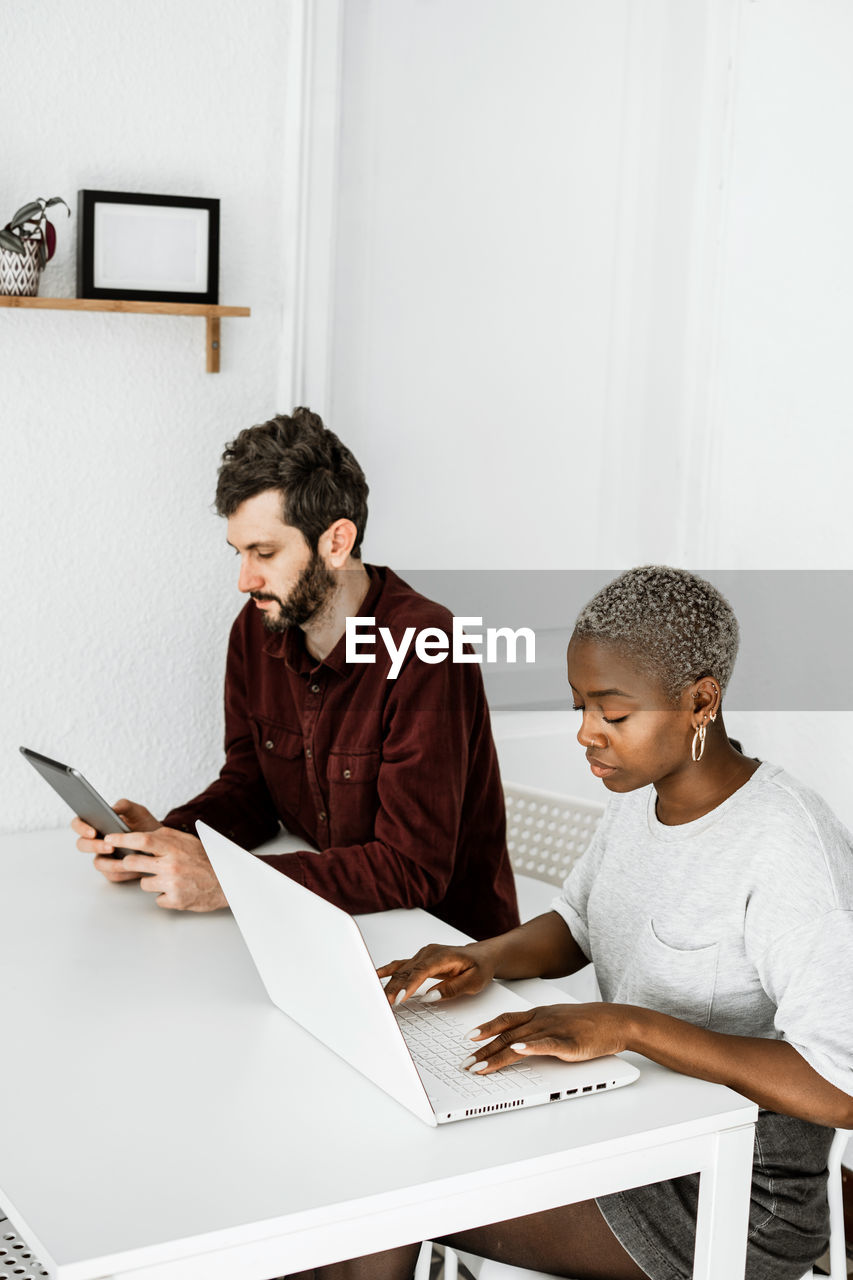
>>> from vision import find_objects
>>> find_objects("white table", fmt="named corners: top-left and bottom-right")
top-left (0, 830), bottom-right (757, 1280)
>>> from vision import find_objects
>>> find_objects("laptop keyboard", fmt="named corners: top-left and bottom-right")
top-left (395, 999), bottom-right (547, 1098)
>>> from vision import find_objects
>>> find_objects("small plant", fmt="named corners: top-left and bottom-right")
top-left (0, 196), bottom-right (70, 267)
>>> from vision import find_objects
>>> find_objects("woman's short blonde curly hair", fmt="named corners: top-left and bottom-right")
top-left (573, 566), bottom-right (740, 703)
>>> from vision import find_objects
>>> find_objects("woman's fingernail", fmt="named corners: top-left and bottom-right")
top-left (511, 1042), bottom-right (526, 1052)
top-left (469, 1061), bottom-right (489, 1074)
top-left (420, 988), bottom-right (441, 1003)
top-left (393, 990), bottom-right (406, 1006)
top-left (460, 1055), bottom-right (476, 1069)
top-left (466, 1027), bottom-right (481, 1039)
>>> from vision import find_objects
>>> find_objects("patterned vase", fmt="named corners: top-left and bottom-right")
top-left (0, 239), bottom-right (41, 296)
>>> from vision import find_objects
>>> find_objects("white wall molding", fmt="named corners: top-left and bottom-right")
top-left (286, 0), bottom-right (345, 415)
top-left (600, 0), bottom-right (743, 567)
top-left (675, 0), bottom-right (744, 567)
top-left (598, 0), bottom-right (669, 560)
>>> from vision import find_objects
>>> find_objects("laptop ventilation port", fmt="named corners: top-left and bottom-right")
top-left (463, 1099), bottom-right (526, 1117)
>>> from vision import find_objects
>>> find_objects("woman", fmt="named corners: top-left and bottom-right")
top-left (295, 566), bottom-right (853, 1280)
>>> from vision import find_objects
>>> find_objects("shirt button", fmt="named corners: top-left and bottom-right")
top-left (305, 748), bottom-right (313, 760)
top-left (318, 811), bottom-right (327, 822)
top-left (311, 683), bottom-right (321, 694)
top-left (264, 739), bottom-right (275, 751)
top-left (343, 768), bottom-right (352, 779)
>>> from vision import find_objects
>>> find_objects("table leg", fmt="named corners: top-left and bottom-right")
top-left (692, 1122), bottom-right (755, 1280)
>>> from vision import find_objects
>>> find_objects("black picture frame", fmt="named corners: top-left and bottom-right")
top-left (77, 190), bottom-right (220, 304)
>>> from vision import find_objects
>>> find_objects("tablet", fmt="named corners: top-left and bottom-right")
top-left (20, 746), bottom-right (136, 859)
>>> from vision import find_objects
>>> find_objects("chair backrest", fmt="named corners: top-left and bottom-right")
top-left (504, 783), bottom-right (605, 887)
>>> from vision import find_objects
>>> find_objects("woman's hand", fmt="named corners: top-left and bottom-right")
top-left (379, 916), bottom-right (587, 1008)
top-left (460, 1002), bottom-right (629, 1075)
top-left (377, 942), bottom-right (499, 1006)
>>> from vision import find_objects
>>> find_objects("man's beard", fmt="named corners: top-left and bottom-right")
top-left (251, 553), bottom-right (338, 632)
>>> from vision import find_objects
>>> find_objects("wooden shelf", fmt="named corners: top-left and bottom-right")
top-left (0, 295), bottom-right (251, 372)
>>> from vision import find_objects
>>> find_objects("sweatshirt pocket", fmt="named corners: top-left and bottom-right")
top-left (620, 918), bottom-right (720, 1029)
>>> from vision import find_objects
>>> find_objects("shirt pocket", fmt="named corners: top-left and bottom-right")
top-left (251, 717), bottom-right (304, 818)
top-left (619, 918), bottom-right (720, 1029)
top-left (326, 750), bottom-right (380, 847)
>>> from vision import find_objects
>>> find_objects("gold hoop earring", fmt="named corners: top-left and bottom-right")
top-left (691, 723), bottom-right (706, 763)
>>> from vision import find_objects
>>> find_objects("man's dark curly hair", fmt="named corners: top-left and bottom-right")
top-left (214, 408), bottom-right (369, 557)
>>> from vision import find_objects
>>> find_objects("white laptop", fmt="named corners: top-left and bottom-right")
top-left (197, 821), bottom-right (639, 1126)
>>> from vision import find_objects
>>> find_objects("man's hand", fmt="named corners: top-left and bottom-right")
top-left (73, 798), bottom-right (160, 883)
top-left (98, 826), bottom-right (228, 912)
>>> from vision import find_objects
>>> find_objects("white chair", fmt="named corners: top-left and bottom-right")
top-left (504, 783), bottom-right (604, 1001)
top-left (438, 1128), bottom-right (852, 1280)
top-left (449, 1253), bottom-right (560, 1279)
top-left (503, 782), bottom-right (604, 890)
top-left (413, 1240), bottom-right (458, 1279)
top-left (809, 1127), bottom-right (852, 1280)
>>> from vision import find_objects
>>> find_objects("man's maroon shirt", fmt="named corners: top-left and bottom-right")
top-left (164, 567), bottom-right (519, 940)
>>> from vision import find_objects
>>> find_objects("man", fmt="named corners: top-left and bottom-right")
top-left (73, 408), bottom-right (519, 941)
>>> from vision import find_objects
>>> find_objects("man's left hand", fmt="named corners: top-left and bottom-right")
top-left (98, 827), bottom-right (228, 912)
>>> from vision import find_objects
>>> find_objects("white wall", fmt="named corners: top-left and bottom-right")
top-left (708, 0), bottom-right (853, 570)
top-left (7, 1), bottom-right (853, 832)
top-left (324, 0), bottom-right (731, 571)
top-left (305, 0), bottom-right (853, 821)
top-left (308, 0), bottom-right (853, 575)
top-left (701, 0), bottom-right (853, 826)
top-left (2, 0), bottom-right (298, 831)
